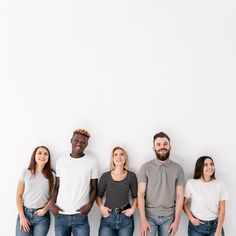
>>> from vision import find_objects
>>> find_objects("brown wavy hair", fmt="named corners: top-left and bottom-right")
top-left (28, 146), bottom-right (54, 192)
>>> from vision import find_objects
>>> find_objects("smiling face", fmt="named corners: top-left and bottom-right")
top-left (35, 147), bottom-right (49, 167)
top-left (202, 158), bottom-right (215, 180)
top-left (112, 149), bottom-right (127, 167)
top-left (71, 133), bottom-right (88, 157)
top-left (153, 137), bottom-right (171, 161)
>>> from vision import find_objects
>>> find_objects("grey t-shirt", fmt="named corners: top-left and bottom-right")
top-left (97, 170), bottom-right (137, 209)
top-left (138, 159), bottom-right (185, 216)
top-left (19, 169), bottom-right (50, 209)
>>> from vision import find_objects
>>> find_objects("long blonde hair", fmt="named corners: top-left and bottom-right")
top-left (109, 146), bottom-right (129, 170)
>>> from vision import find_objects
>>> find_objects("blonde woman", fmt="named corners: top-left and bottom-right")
top-left (96, 146), bottom-right (137, 236)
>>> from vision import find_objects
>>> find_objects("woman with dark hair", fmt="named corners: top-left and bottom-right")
top-left (183, 156), bottom-right (228, 236)
top-left (16, 146), bottom-right (54, 236)
top-left (96, 146), bottom-right (137, 236)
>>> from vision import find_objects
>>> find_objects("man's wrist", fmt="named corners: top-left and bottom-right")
top-left (173, 216), bottom-right (180, 224)
top-left (140, 217), bottom-right (148, 222)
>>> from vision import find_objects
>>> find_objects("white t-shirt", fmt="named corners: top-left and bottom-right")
top-left (55, 154), bottom-right (99, 215)
top-left (184, 179), bottom-right (228, 221)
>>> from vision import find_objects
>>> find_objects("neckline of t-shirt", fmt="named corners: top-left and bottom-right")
top-left (154, 158), bottom-right (171, 166)
top-left (198, 178), bottom-right (215, 184)
top-left (69, 154), bottom-right (87, 160)
top-left (110, 170), bottom-right (129, 182)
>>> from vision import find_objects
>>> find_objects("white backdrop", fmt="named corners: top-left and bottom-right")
top-left (1, 0), bottom-right (235, 235)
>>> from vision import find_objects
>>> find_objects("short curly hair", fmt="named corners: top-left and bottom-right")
top-left (73, 128), bottom-right (91, 139)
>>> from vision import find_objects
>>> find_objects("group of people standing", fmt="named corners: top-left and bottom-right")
top-left (16, 129), bottom-right (228, 236)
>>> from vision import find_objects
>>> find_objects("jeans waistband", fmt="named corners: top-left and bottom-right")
top-left (201, 219), bottom-right (218, 223)
top-left (192, 214), bottom-right (218, 223)
top-left (111, 203), bottom-right (131, 214)
top-left (24, 206), bottom-right (42, 213)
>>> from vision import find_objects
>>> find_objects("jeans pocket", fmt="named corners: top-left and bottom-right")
top-left (102, 213), bottom-right (111, 218)
top-left (123, 213), bottom-right (132, 218)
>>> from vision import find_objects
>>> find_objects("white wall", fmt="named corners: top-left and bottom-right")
top-left (1, 0), bottom-right (235, 235)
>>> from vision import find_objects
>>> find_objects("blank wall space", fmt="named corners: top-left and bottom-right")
top-left (1, 1), bottom-right (235, 235)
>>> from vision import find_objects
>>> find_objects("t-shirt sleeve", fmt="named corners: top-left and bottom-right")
top-left (129, 172), bottom-right (138, 198)
top-left (97, 173), bottom-right (107, 198)
top-left (55, 159), bottom-right (61, 177)
top-left (184, 179), bottom-right (191, 198)
top-left (219, 181), bottom-right (229, 201)
top-left (19, 169), bottom-right (28, 182)
top-left (91, 159), bottom-right (99, 179)
top-left (176, 166), bottom-right (185, 186)
top-left (138, 164), bottom-right (147, 183)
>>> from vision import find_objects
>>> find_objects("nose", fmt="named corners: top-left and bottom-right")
top-left (76, 140), bottom-right (83, 146)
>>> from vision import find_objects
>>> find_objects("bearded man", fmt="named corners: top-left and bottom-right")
top-left (138, 132), bottom-right (185, 236)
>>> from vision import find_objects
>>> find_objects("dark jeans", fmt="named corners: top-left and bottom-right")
top-left (188, 219), bottom-right (225, 236)
top-left (16, 206), bottom-right (50, 236)
top-left (98, 212), bottom-right (134, 236)
top-left (55, 213), bottom-right (90, 236)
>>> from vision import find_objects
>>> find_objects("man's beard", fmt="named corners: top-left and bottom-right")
top-left (155, 149), bottom-right (170, 161)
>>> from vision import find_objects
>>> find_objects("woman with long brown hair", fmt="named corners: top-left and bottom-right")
top-left (183, 156), bottom-right (228, 236)
top-left (16, 146), bottom-right (54, 236)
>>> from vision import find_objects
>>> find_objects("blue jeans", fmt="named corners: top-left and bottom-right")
top-left (55, 213), bottom-right (90, 236)
top-left (16, 206), bottom-right (50, 236)
top-left (188, 219), bottom-right (225, 236)
top-left (146, 214), bottom-right (174, 236)
top-left (98, 212), bottom-right (134, 236)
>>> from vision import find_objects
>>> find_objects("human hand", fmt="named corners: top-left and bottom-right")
top-left (50, 204), bottom-right (63, 217)
top-left (168, 221), bottom-right (178, 236)
top-left (122, 208), bottom-right (134, 217)
top-left (190, 217), bottom-right (204, 226)
top-left (214, 230), bottom-right (222, 236)
top-left (140, 220), bottom-right (151, 236)
top-left (77, 203), bottom-right (92, 215)
top-left (19, 215), bottom-right (31, 232)
top-left (100, 205), bottom-right (111, 217)
top-left (35, 208), bottom-right (47, 217)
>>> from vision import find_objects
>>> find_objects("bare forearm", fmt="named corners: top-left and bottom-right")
top-left (174, 186), bottom-right (184, 224)
top-left (183, 202), bottom-right (194, 221)
top-left (89, 190), bottom-right (96, 205)
top-left (131, 197), bottom-right (137, 212)
top-left (50, 177), bottom-right (59, 206)
top-left (16, 182), bottom-right (26, 218)
top-left (42, 200), bottom-right (52, 212)
top-left (216, 204), bottom-right (225, 233)
top-left (88, 179), bottom-right (97, 206)
top-left (50, 188), bottom-right (58, 205)
top-left (16, 195), bottom-right (25, 217)
top-left (138, 192), bottom-right (147, 221)
top-left (96, 196), bottom-right (104, 208)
